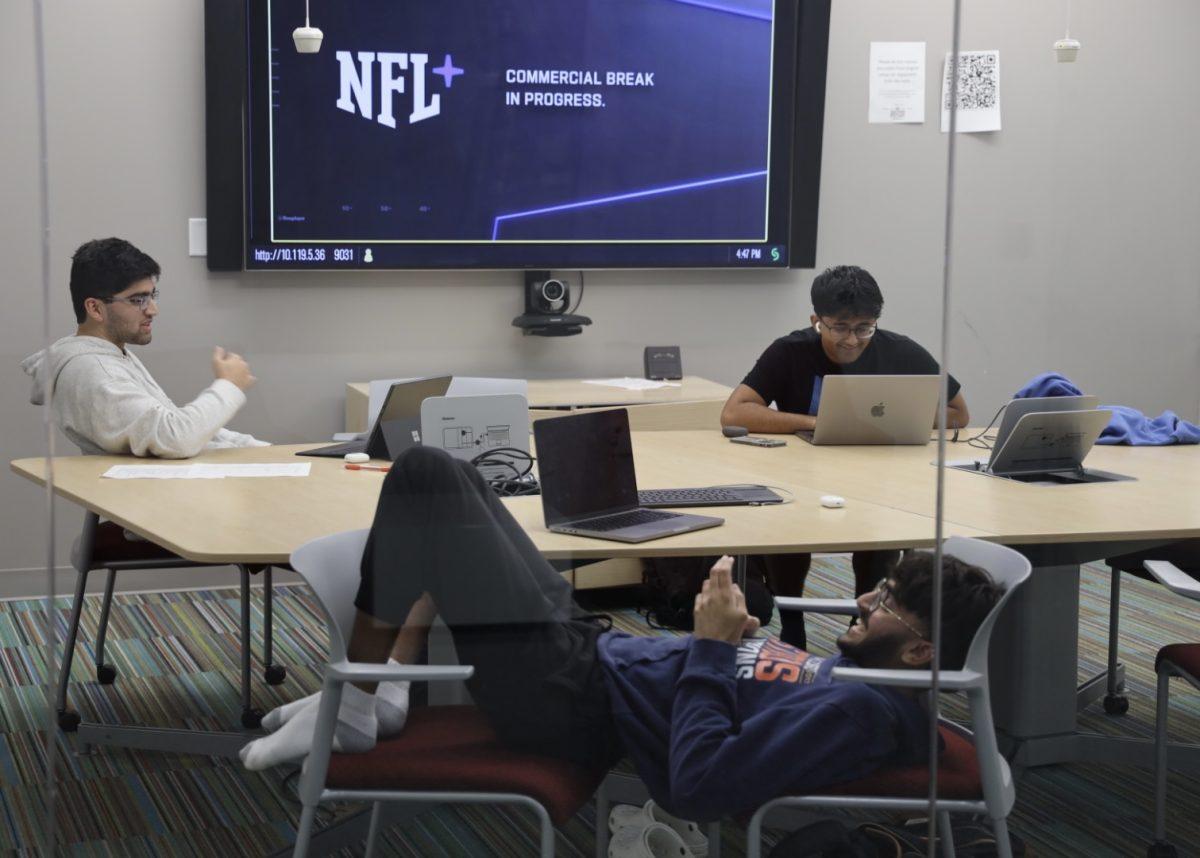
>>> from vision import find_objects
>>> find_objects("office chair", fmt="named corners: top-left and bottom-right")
top-left (56, 510), bottom-right (285, 731)
top-left (1138, 559), bottom-right (1200, 858)
top-left (1101, 540), bottom-right (1200, 715)
top-left (289, 529), bottom-right (611, 858)
top-left (745, 536), bottom-right (1031, 858)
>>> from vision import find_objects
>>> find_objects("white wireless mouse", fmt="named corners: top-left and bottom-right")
top-left (344, 452), bottom-right (370, 464)
top-left (820, 494), bottom-right (846, 509)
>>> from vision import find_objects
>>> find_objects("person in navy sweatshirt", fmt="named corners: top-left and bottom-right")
top-left (241, 446), bottom-right (1002, 822)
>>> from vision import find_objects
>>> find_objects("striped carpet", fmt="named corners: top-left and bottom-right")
top-left (1, 557), bottom-right (1199, 856)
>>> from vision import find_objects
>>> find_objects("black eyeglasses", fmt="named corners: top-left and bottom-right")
top-left (817, 318), bottom-right (877, 340)
top-left (867, 580), bottom-right (927, 640)
top-left (100, 288), bottom-right (159, 310)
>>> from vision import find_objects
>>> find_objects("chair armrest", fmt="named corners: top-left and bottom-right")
top-left (1144, 561), bottom-right (1200, 602)
top-left (326, 661), bottom-right (475, 683)
top-left (830, 666), bottom-right (984, 690)
top-left (775, 597), bottom-right (860, 616)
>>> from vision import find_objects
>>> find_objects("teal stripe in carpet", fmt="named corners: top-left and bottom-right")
top-left (0, 558), bottom-right (1197, 855)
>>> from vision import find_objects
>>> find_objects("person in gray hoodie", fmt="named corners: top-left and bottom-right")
top-left (22, 237), bottom-right (268, 458)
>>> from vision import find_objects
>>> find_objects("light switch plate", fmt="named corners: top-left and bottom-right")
top-left (188, 218), bottom-right (208, 257)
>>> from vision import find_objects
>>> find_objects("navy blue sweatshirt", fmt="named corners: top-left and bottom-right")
top-left (596, 632), bottom-right (930, 821)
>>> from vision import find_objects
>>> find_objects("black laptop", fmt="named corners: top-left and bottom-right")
top-left (533, 409), bottom-right (723, 543)
top-left (299, 376), bottom-right (452, 460)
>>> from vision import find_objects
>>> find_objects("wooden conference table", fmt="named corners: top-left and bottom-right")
top-left (344, 375), bottom-right (734, 433)
top-left (12, 431), bottom-right (1200, 773)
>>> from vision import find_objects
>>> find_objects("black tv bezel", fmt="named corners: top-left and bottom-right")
top-left (205, 0), bottom-right (829, 272)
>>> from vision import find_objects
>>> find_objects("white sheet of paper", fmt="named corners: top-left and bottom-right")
top-left (941, 51), bottom-right (1001, 133)
top-left (102, 465), bottom-right (222, 480)
top-left (101, 463), bottom-right (311, 479)
top-left (582, 377), bottom-right (682, 391)
top-left (193, 463), bottom-right (312, 478)
top-left (868, 42), bottom-right (925, 124)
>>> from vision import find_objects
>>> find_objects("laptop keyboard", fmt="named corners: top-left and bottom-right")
top-left (584, 508), bottom-right (676, 531)
top-left (639, 487), bottom-right (745, 505)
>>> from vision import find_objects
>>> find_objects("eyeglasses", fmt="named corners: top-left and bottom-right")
top-left (818, 319), bottom-right (877, 340)
top-left (100, 288), bottom-right (159, 310)
top-left (867, 580), bottom-right (927, 640)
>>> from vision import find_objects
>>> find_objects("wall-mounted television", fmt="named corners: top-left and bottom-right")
top-left (205, 0), bottom-right (830, 271)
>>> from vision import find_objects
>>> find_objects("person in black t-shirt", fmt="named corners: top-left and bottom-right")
top-left (720, 265), bottom-right (969, 649)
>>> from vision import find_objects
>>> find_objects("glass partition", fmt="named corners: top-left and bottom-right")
top-left (942, 0), bottom-right (1200, 854)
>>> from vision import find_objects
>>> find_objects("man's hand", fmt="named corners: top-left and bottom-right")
top-left (213, 346), bottom-right (257, 391)
top-left (693, 555), bottom-right (761, 644)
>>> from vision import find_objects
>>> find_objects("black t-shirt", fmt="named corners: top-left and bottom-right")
top-left (741, 328), bottom-right (961, 416)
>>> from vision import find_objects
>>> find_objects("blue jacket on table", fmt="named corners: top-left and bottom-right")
top-left (596, 632), bottom-right (930, 821)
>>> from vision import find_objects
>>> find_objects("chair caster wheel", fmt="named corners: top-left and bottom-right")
top-left (241, 707), bottom-right (264, 729)
top-left (97, 663), bottom-right (118, 685)
top-left (1147, 841), bottom-right (1178, 858)
top-left (58, 710), bottom-right (81, 732)
top-left (264, 665), bottom-right (287, 685)
top-left (1103, 693), bottom-right (1129, 715)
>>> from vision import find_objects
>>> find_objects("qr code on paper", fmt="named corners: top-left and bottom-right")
top-left (943, 52), bottom-right (997, 111)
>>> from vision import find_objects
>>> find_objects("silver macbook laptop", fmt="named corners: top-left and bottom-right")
top-left (533, 409), bottom-right (723, 543)
top-left (796, 375), bottom-right (941, 445)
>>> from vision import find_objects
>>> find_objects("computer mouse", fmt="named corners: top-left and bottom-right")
top-left (344, 452), bottom-right (370, 464)
top-left (722, 425), bottom-right (749, 438)
top-left (820, 494), bottom-right (846, 509)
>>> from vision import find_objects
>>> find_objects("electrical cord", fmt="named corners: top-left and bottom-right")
top-left (569, 269), bottom-right (585, 314)
top-left (470, 447), bottom-right (540, 496)
top-left (955, 404), bottom-right (1007, 451)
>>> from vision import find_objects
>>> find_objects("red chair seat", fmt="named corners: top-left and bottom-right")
top-left (325, 705), bottom-right (607, 825)
top-left (822, 724), bottom-right (982, 800)
top-left (1157, 644), bottom-right (1200, 684)
top-left (89, 521), bottom-right (186, 567)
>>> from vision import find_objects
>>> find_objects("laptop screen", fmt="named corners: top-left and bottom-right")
top-left (369, 376), bottom-right (452, 459)
top-left (534, 409), bottom-right (639, 526)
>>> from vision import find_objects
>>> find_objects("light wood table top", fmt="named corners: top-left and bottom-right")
top-left (11, 438), bottom-right (981, 565)
top-left (13, 431), bottom-right (1197, 566)
top-left (348, 375), bottom-right (731, 410)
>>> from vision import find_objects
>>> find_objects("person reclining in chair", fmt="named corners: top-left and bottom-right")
top-left (240, 446), bottom-right (1001, 820)
top-left (21, 237), bottom-right (267, 458)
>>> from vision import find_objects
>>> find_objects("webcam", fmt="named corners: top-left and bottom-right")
top-left (535, 278), bottom-right (568, 313)
top-left (512, 270), bottom-right (592, 337)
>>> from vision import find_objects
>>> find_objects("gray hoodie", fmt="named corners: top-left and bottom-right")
top-left (21, 335), bottom-right (268, 458)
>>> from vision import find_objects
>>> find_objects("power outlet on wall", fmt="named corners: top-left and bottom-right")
top-left (188, 218), bottom-right (208, 257)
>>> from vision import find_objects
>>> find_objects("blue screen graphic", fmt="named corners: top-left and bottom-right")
top-left (247, 0), bottom-right (798, 268)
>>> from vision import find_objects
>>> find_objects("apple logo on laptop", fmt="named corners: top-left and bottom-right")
top-left (870, 402), bottom-right (886, 418)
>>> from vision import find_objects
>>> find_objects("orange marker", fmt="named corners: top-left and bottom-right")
top-left (344, 463), bottom-right (391, 472)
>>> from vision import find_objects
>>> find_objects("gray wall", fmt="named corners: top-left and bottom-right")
top-left (3, 1), bottom-right (1198, 587)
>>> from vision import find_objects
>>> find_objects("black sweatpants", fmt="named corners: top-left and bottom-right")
top-left (354, 446), bottom-right (621, 770)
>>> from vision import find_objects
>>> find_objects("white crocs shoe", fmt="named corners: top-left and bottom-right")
top-left (608, 800), bottom-right (709, 857)
top-left (608, 821), bottom-right (696, 858)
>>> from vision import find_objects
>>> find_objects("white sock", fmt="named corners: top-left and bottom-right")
top-left (240, 684), bottom-right (377, 771)
top-left (376, 660), bottom-right (411, 737)
top-left (261, 664), bottom-right (411, 737)
top-left (261, 692), bottom-right (318, 732)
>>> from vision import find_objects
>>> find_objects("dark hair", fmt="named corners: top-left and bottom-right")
top-left (810, 265), bottom-right (883, 320)
top-left (69, 238), bottom-right (160, 323)
top-left (890, 551), bottom-right (1003, 670)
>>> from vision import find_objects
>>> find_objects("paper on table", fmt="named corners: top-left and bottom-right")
top-left (582, 377), bottom-right (682, 391)
top-left (102, 463), bottom-right (312, 479)
top-left (941, 50), bottom-right (1001, 133)
top-left (101, 465), bottom-right (221, 480)
top-left (869, 42), bottom-right (925, 124)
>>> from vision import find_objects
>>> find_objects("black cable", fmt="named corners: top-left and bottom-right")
top-left (469, 447), bottom-right (540, 496)
top-left (954, 404), bottom-right (1006, 451)
top-left (570, 269), bottom-right (585, 314)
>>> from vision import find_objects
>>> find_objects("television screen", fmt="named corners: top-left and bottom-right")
top-left (238, 0), bottom-right (825, 270)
